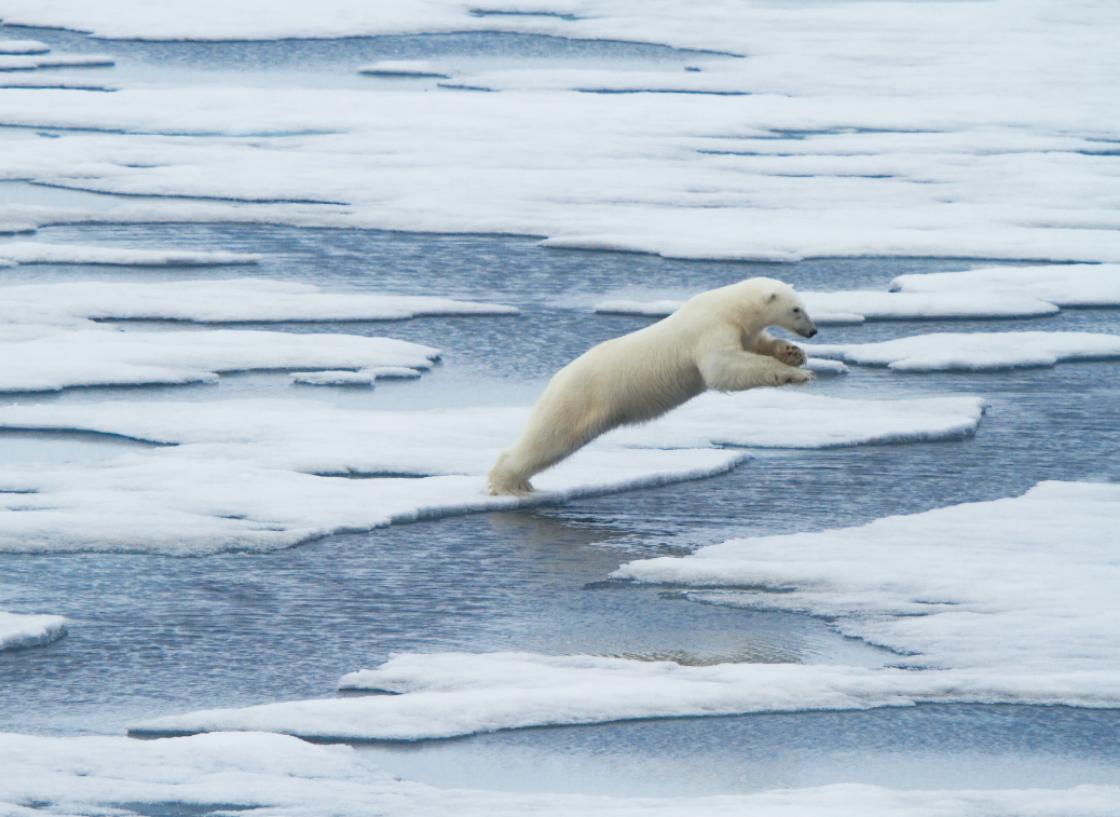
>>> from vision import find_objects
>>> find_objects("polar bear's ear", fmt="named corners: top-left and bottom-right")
top-left (766, 292), bottom-right (778, 303)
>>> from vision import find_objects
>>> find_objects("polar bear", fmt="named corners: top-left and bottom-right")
top-left (487, 277), bottom-right (818, 495)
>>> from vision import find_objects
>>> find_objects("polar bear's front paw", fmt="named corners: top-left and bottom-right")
top-left (774, 341), bottom-right (806, 367)
top-left (780, 367), bottom-right (814, 385)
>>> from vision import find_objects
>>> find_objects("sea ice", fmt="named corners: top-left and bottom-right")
top-left (0, 241), bottom-right (259, 266)
top-left (616, 481), bottom-right (1120, 673)
top-left (593, 290), bottom-right (1060, 324)
top-left (0, 278), bottom-right (519, 323)
top-left (808, 331), bottom-right (1120, 371)
top-left (130, 646), bottom-right (1120, 741)
top-left (0, 17), bottom-right (1118, 265)
top-left (891, 264), bottom-right (1120, 308)
top-left (2, 730), bottom-right (1115, 817)
top-left (0, 40), bottom-right (49, 55)
top-left (0, 328), bottom-right (440, 392)
top-left (0, 389), bottom-right (985, 553)
top-left (0, 610), bottom-right (67, 651)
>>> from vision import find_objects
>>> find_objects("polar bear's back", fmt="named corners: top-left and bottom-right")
top-left (541, 316), bottom-right (706, 429)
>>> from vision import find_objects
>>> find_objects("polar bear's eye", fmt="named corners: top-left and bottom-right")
top-left (792, 307), bottom-right (801, 314)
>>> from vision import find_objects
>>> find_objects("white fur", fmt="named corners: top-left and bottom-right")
top-left (488, 277), bottom-right (817, 495)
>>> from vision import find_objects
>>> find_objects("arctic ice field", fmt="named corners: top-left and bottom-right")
top-left (0, 0), bottom-right (1118, 814)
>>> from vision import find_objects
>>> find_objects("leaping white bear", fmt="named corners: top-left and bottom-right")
top-left (488, 277), bottom-right (818, 495)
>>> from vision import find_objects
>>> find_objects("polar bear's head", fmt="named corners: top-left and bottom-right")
top-left (755, 278), bottom-right (817, 338)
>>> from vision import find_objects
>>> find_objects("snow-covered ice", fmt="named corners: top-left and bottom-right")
top-left (0, 240), bottom-right (257, 265)
top-left (0, 278), bottom-right (518, 324)
top-left (891, 264), bottom-right (1120, 308)
top-left (0, 610), bottom-right (67, 651)
top-left (2, 731), bottom-right (1115, 817)
top-left (0, 241), bottom-right (259, 266)
top-left (594, 290), bottom-right (1060, 324)
top-left (0, 0), bottom-right (1118, 265)
top-left (804, 358), bottom-right (847, 376)
top-left (0, 40), bottom-right (49, 55)
top-left (0, 328), bottom-right (440, 392)
top-left (617, 481), bottom-right (1120, 674)
top-left (0, 390), bottom-right (985, 553)
top-left (128, 648), bottom-right (1120, 741)
top-left (809, 331), bottom-right (1120, 371)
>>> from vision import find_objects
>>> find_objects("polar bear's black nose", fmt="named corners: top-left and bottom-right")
top-left (806, 328), bottom-right (818, 338)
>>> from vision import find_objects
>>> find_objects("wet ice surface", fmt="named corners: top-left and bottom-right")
top-left (0, 223), bottom-right (1117, 793)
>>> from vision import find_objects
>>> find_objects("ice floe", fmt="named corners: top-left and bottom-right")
top-left (0, 610), bottom-right (67, 651)
top-left (0, 241), bottom-right (259, 266)
top-left (809, 331), bottom-right (1120, 371)
top-left (0, 390), bottom-right (984, 553)
top-left (130, 641), bottom-right (1120, 741)
top-left (617, 481), bottom-right (1120, 674)
top-left (2, 730), bottom-right (1115, 817)
top-left (0, 328), bottom-right (439, 392)
top-left (0, 40), bottom-right (49, 55)
top-left (594, 290), bottom-right (1060, 324)
top-left (891, 264), bottom-right (1120, 308)
top-left (0, 278), bottom-right (518, 324)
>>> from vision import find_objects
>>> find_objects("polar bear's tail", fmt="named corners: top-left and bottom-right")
top-left (487, 451), bottom-right (535, 496)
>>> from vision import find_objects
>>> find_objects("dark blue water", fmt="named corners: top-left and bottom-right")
top-left (0, 222), bottom-right (1117, 795)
